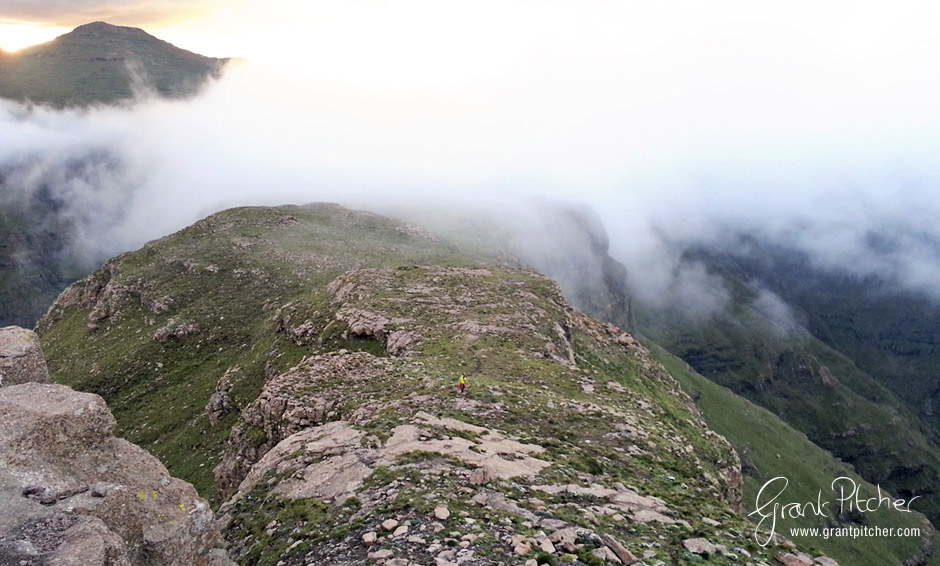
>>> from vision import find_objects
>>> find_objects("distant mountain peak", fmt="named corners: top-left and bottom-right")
top-left (66, 21), bottom-right (150, 37)
top-left (72, 21), bottom-right (137, 32)
top-left (0, 21), bottom-right (228, 107)
top-left (55, 21), bottom-right (167, 49)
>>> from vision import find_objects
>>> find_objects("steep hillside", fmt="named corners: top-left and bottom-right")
top-left (0, 21), bottom-right (227, 107)
top-left (0, 173), bottom-right (89, 328)
top-left (37, 203), bottom-right (840, 565)
top-left (637, 248), bottom-right (940, 526)
top-left (707, 241), bottom-right (940, 429)
top-left (651, 344), bottom-right (937, 566)
top-left (37, 204), bottom-right (470, 496)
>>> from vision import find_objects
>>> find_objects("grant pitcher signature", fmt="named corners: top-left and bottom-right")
top-left (748, 476), bottom-right (919, 546)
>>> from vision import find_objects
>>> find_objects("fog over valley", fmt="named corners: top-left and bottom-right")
top-left (4, 1), bottom-right (940, 317)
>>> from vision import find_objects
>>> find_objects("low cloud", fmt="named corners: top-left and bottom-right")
top-left (5, 1), bottom-right (940, 319)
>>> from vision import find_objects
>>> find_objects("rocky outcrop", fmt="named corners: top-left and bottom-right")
top-left (212, 261), bottom-right (761, 565)
top-left (38, 258), bottom-right (173, 334)
top-left (0, 326), bottom-right (49, 387)
top-left (214, 351), bottom-right (383, 495)
top-left (0, 382), bottom-right (234, 566)
top-left (226, 412), bottom-right (552, 507)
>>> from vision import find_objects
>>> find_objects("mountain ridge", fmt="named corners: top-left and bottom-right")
top-left (33, 203), bottom-right (936, 565)
top-left (0, 20), bottom-right (228, 107)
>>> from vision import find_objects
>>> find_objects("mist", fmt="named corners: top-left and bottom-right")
top-left (5, 0), bottom-right (940, 323)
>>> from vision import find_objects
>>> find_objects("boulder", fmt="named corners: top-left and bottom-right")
top-left (591, 545), bottom-right (623, 563)
top-left (683, 538), bottom-right (718, 555)
top-left (775, 552), bottom-right (814, 566)
top-left (601, 534), bottom-right (638, 564)
top-left (0, 326), bottom-right (49, 387)
top-left (0, 382), bottom-right (234, 566)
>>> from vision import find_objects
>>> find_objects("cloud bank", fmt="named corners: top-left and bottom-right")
top-left (4, 1), bottom-right (940, 318)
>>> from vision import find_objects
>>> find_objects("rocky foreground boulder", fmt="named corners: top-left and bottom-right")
top-left (0, 326), bottom-right (49, 387)
top-left (0, 382), bottom-right (234, 566)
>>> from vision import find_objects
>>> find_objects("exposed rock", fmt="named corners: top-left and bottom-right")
top-left (336, 308), bottom-right (391, 341)
top-left (601, 534), bottom-right (638, 565)
top-left (42, 516), bottom-right (130, 566)
top-left (0, 326), bottom-right (49, 387)
top-left (538, 537), bottom-right (556, 554)
top-left (215, 352), bottom-right (383, 495)
top-left (386, 330), bottom-right (422, 356)
top-left (368, 548), bottom-right (393, 561)
top-left (532, 483), bottom-right (687, 527)
top-left (205, 368), bottom-right (238, 427)
top-left (683, 538), bottom-right (718, 555)
top-left (227, 413), bottom-right (552, 509)
top-left (0, 382), bottom-right (233, 566)
top-left (395, 222), bottom-right (440, 242)
top-left (468, 465), bottom-right (499, 486)
top-left (538, 518), bottom-right (570, 531)
top-left (471, 491), bottom-right (538, 522)
top-left (433, 506), bottom-right (451, 521)
top-left (152, 320), bottom-right (198, 343)
top-left (814, 558), bottom-right (839, 566)
top-left (548, 528), bottom-right (578, 553)
top-left (775, 552), bottom-right (814, 566)
top-left (591, 545), bottom-right (623, 563)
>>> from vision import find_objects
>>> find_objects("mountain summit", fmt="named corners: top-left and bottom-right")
top-left (0, 21), bottom-right (227, 106)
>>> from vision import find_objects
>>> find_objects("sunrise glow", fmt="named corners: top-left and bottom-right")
top-left (0, 20), bottom-right (70, 52)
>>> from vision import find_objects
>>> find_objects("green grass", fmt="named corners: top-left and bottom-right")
top-left (640, 280), bottom-right (940, 526)
top-left (37, 201), bottom-right (897, 565)
top-left (38, 204), bottom-right (487, 501)
top-left (652, 342), bottom-right (936, 566)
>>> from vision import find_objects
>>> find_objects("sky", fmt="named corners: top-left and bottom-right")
top-left (4, 1), bottom-right (940, 315)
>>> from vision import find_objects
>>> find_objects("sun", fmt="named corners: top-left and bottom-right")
top-left (0, 20), bottom-right (70, 52)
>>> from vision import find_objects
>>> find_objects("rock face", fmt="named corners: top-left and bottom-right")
top-left (0, 382), bottom-right (234, 566)
top-left (0, 326), bottom-right (50, 387)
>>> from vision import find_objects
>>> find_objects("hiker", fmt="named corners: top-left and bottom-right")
top-left (458, 375), bottom-right (466, 394)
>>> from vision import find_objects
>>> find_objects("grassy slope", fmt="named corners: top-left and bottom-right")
top-left (782, 277), bottom-right (940, 430)
top-left (37, 202), bottom-right (936, 564)
top-left (652, 343), bottom-right (937, 566)
top-left (640, 276), bottom-right (940, 525)
top-left (709, 241), bottom-right (940, 427)
top-left (37, 203), bottom-right (799, 564)
top-left (38, 204), bottom-right (479, 496)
